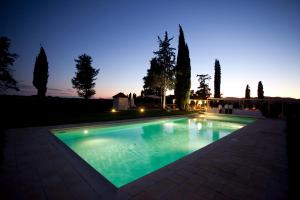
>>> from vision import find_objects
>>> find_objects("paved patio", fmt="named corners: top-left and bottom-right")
top-left (0, 116), bottom-right (288, 200)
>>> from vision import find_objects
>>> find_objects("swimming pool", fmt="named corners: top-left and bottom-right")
top-left (53, 115), bottom-right (255, 188)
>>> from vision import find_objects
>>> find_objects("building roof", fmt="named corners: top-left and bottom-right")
top-left (113, 92), bottom-right (128, 98)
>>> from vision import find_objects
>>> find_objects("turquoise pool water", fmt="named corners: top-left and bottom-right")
top-left (53, 116), bottom-right (255, 187)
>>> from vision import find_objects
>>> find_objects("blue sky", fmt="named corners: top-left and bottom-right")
top-left (1, 0), bottom-right (300, 98)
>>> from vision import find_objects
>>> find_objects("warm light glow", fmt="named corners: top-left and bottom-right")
top-left (111, 108), bottom-right (116, 113)
top-left (84, 130), bottom-right (88, 134)
top-left (199, 114), bottom-right (206, 118)
top-left (140, 108), bottom-right (145, 112)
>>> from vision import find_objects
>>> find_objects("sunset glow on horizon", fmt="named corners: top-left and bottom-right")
top-left (1, 0), bottom-right (300, 99)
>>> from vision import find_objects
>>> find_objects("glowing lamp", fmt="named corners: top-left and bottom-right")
top-left (111, 108), bottom-right (116, 113)
top-left (140, 108), bottom-right (145, 113)
top-left (84, 130), bottom-right (88, 134)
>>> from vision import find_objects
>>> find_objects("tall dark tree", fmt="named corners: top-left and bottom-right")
top-left (175, 25), bottom-right (191, 110)
top-left (143, 58), bottom-right (162, 97)
top-left (214, 59), bottom-right (221, 98)
top-left (143, 32), bottom-right (176, 109)
top-left (33, 46), bottom-right (49, 97)
top-left (72, 54), bottom-right (99, 99)
top-left (245, 84), bottom-right (250, 99)
top-left (257, 81), bottom-right (264, 99)
top-left (196, 74), bottom-right (211, 99)
top-left (0, 37), bottom-right (19, 92)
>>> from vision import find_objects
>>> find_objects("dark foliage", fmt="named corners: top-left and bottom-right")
top-left (190, 90), bottom-right (196, 98)
top-left (142, 88), bottom-right (161, 96)
top-left (196, 74), bottom-right (211, 99)
top-left (143, 58), bottom-right (163, 96)
top-left (214, 59), bottom-right (221, 98)
top-left (143, 32), bottom-right (176, 109)
top-left (257, 81), bottom-right (264, 99)
top-left (134, 96), bottom-right (161, 109)
top-left (141, 90), bottom-right (145, 97)
top-left (72, 54), bottom-right (99, 99)
top-left (33, 46), bottom-right (49, 97)
top-left (175, 25), bottom-right (191, 110)
top-left (245, 84), bottom-right (250, 99)
top-left (0, 37), bottom-right (19, 92)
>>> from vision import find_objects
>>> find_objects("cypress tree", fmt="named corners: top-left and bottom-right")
top-left (245, 84), bottom-right (250, 99)
top-left (214, 59), bottom-right (221, 98)
top-left (175, 25), bottom-right (191, 110)
top-left (257, 81), bottom-right (264, 99)
top-left (33, 46), bottom-right (49, 97)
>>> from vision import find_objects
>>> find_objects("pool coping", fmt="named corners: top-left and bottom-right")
top-left (47, 113), bottom-right (259, 197)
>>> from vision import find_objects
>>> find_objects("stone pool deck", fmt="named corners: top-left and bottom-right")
top-left (0, 116), bottom-right (288, 200)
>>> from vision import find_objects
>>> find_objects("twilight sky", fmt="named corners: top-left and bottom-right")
top-left (1, 0), bottom-right (300, 99)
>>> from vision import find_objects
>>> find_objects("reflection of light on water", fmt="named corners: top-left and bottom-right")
top-left (164, 122), bottom-right (174, 133)
top-left (79, 138), bottom-right (111, 146)
top-left (164, 122), bottom-right (173, 126)
top-left (197, 123), bottom-right (202, 130)
top-left (229, 124), bottom-right (244, 129)
top-left (208, 122), bottom-right (212, 128)
top-left (219, 122), bottom-right (244, 130)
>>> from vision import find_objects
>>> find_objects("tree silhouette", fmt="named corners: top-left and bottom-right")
top-left (175, 25), bottom-right (191, 110)
top-left (33, 46), bottom-right (49, 97)
top-left (245, 84), bottom-right (250, 99)
top-left (143, 32), bottom-right (176, 109)
top-left (214, 59), bottom-right (221, 98)
top-left (257, 81), bottom-right (264, 99)
top-left (72, 54), bottom-right (99, 99)
top-left (196, 74), bottom-right (211, 99)
top-left (143, 58), bottom-right (162, 97)
top-left (0, 37), bottom-right (19, 92)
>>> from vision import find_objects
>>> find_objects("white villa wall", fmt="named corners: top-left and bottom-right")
top-left (113, 97), bottom-right (129, 110)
